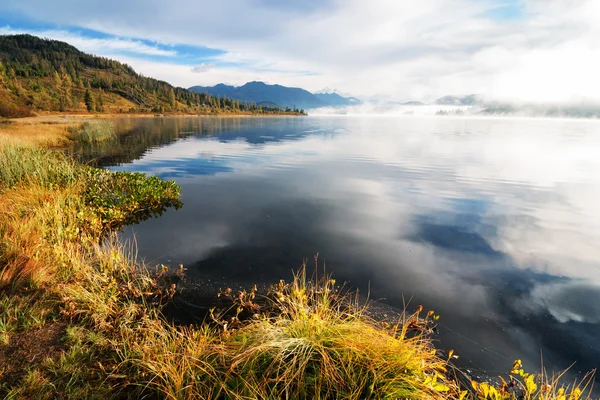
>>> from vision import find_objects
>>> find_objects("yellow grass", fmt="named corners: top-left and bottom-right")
top-left (0, 120), bottom-right (74, 147)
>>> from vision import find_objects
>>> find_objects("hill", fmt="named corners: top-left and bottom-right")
top-left (189, 82), bottom-right (360, 110)
top-left (0, 34), bottom-right (300, 117)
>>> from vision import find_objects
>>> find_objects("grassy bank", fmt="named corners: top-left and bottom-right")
top-left (0, 116), bottom-right (111, 148)
top-left (0, 134), bottom-right (595, 398)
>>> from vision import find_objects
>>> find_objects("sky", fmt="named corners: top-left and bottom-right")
top-left (1, 0), bottom-right (599, 103)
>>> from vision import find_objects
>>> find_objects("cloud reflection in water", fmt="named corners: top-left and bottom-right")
top-left (100, 116), bottom-right (600, 379)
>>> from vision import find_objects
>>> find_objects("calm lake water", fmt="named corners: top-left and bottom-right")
top-left (75, 116), bottom-right (600, 380)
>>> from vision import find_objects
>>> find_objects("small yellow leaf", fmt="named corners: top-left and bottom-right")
top-left (481, 382), bottom-right (490, 398)
top-left (433, 383), bottom-right (450, 392)
top-left (525, 374), bottom-right (538, 394)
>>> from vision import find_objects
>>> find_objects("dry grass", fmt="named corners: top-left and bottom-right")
top-left (0, 120), bottom-right (74, 148)
top-left (0, 115), bottom-right (117, 148)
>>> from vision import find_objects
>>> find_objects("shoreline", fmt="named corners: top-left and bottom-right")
top-left (0, 112), bottom-right (305, 148)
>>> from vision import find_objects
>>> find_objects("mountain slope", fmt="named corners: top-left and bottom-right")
top-left (0, 34), bottom-right (298, 116)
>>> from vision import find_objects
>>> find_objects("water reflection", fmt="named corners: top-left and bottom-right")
top-left (84, 116), bottom-right (600, 381)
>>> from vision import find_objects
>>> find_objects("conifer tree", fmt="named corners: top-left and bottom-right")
top-left (96, 93), bottom-right (104, 112)
top-left (168, 88), bottom-right (176, 108)
top-left (84, 89), bottom-right (94, 112)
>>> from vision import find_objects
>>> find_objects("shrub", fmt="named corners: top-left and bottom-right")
top-left (0, 105), bottom-right (34, 118)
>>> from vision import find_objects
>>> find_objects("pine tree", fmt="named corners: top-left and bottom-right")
top-left (168, 88), bottom-right (176, 108)
top-left (84, 89), bottom-right (94, 112)
top-left (52, 70), bottom-right (62, 90)
top-left (96, 93), bottom-right (104, 112)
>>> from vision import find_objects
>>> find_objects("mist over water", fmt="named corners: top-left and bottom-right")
top-left (308, 104), bottom-right (473, 116)
top-left (85, 116), bottom-right (600, 380)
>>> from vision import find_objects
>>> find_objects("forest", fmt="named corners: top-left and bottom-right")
top-left (0, 34), bottom-right (301, 117)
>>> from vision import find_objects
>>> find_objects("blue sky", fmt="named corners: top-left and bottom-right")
top-left (0, 14), bottom-right (226, 64)
top-left (1, 0), bottom-right (598, 102)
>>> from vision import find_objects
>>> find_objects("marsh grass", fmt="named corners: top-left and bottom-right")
top-left (0, 121), bottom-right (73, 148)
top-left (0, 145), bottom-right (78, 188)
top-left (69, 120), bottom-right (116, 144)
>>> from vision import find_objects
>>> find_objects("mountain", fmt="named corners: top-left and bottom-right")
top-left (189, 82), bottom-right (360, 110)
top-left (0, 34), bottom-right (298, 116)
top-left (435, 94), bottom-right (482, 106)
top-left (401, 101), bottom-right (426, 106)
top-left (189, 83), bottom-right (237, 98)
top-left (314, 92), bottom-right (360, 107)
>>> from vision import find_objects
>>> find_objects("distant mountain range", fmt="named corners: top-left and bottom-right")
top-left (189, 81), bottom-right (360, 110)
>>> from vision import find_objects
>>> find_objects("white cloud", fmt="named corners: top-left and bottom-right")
top-left (191, 63), bottom-right (214, 73)
top-left (0, 26), bottom-right (176, 57)
top-left (521, 282), bottom-right (600, 324)
top-left (1, 0), bottom-right (599, 102)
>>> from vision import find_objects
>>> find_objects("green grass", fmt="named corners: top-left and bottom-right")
top-left (69, 120), bottom-right (116, 144)
top-left (0, 144), bottom-right (78, 188)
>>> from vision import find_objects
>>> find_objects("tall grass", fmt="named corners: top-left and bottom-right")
top-left (69, 120), bottom-right (116, 144)
top-left (219, 268), bottom-right (450, 399)
top-left (0, 145), bottom-right (78, 188)
top-left (124, 267), bottom-right (454, 399)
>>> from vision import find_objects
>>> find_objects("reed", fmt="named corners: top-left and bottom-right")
top-left (69, 120), bottom-right (116, 144)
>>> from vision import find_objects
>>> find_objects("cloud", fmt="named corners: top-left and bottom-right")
top-left (191, 63), bottom-right (214, 73)
top-left (520, 282), bottom-right (600, 324)
top-left (0, 26), bottom-right (176, 57)
top-left (1, 0), bottom-right (599, 102)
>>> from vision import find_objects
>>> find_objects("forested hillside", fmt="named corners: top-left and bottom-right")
top-left (0, 34), bottom-right (299, 117)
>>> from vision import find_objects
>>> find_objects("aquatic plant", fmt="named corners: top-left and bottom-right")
top-left (68, 120), bottom-right (116, 144)
top-left (82, 168), bottom-right (183, 232)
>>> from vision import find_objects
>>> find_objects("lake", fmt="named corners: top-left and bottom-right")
top-left (74, 115), bottom-right (600, 381)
